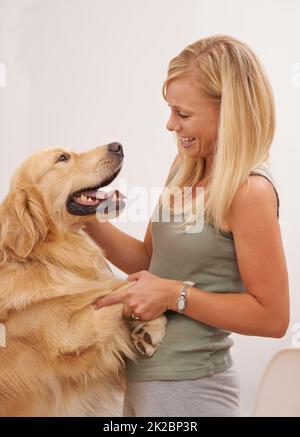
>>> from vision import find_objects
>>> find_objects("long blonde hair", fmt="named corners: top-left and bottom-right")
top-left (161, 35), bottom-right (275, 232)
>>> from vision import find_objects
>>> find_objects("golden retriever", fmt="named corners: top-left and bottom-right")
top-left (0, 143), bottom-right (166, 416)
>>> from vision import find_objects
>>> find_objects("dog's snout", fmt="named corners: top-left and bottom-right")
top-left (107, 142), bottom-right (123, 157)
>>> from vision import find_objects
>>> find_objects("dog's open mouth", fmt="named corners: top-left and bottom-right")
top-left (67, 168), bottom-right (126, 216)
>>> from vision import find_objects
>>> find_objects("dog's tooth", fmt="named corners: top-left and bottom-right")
top-left (87, 197), bottom-right (93, 203)
top-left (80, 194), bottom-right (87, 201)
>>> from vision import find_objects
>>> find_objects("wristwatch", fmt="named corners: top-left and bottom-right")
top-left (176, 281), bottom-right (195, 313)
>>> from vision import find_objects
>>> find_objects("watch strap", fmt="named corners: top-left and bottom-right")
top-left (176, 280), bottom-right (195, 313)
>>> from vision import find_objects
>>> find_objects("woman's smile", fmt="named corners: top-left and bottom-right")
top-left (179, 136), bottom-right (197, 148)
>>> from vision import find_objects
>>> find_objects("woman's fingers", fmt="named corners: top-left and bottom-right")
top-left (123, 303), bottom-right (138, 319)
top-left (94, 289), bottom-right (126, 308)
top-left (127, 270), bottom-right (147, 282)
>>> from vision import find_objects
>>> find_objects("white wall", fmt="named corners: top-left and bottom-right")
top-left (1, 0), bottom-right (299, 416)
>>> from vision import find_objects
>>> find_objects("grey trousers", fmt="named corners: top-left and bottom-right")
top-left (123, 366), bottom-right (240, 417)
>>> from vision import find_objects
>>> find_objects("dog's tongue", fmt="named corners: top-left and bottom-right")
top-left (96, 189), bottom-right (127, 219)
top-left (97, 189), bottom-right (126, 202)
top-left (95, 190), bottom-right (109, 200)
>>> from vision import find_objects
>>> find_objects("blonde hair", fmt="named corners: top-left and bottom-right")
top-left (161, 35), bottom-right (275, 232)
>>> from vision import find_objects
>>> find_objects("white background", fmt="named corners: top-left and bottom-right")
top-left (1, 0), bottom-right (300, 416)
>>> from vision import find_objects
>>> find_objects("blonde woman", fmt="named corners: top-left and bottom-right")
top-left (86, 35), bottom-right (289, 417)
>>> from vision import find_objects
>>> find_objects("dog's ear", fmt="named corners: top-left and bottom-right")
top-left (0, 185), bottom-right (50, 260)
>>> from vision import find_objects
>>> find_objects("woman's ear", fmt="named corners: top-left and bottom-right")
top-left (0, 185), bottom-right (50, 259)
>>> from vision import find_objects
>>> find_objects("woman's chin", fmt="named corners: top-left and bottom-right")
top-left (184, 147), bottom-right (203, 159)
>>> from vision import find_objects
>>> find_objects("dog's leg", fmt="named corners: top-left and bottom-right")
top-left (56, 283), bottom-right (167, 359)
top-left (129, 315), bottom-right (167, 357)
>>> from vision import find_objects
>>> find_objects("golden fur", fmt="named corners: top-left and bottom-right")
top-left (0, 145), bottom-right (165, 416)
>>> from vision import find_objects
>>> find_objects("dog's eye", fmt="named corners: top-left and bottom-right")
top-left (56, 153), bottom-right (70, 163)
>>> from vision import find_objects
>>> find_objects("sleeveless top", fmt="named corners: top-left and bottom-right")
top-left (127, 163), bottom-right (280, 381)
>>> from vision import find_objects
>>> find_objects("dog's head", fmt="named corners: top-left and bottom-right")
top-left (0, 143), bottom-right (125, 260)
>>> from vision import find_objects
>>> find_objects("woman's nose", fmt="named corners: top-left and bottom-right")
top-left (166, 115), bottom-right (180, 132)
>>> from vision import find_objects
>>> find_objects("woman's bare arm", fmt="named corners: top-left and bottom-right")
top-left (83, 220), bottom-right (151, 274)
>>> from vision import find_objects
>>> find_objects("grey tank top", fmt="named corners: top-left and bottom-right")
top-left (127, 163), bottom-right (280, 381)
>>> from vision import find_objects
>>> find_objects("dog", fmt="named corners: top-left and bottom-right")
top-left (0, 143), bottom-right (166, 416)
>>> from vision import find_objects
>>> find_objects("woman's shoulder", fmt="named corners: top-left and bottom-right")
top-left (238, 174), bottom-right (278, 203)
top-left (222, 163), bottom-right (279, 234)
top-left (227, 171), bottom-right (279, 233)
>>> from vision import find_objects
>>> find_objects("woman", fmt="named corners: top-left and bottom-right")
top-left (85, 35), bottom-right (289, 417)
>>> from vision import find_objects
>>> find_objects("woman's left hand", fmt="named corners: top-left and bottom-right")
top-left (94, 270), bottom-right (178, 320)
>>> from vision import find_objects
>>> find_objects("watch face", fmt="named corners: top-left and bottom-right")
top-left (177, 297), bottom-right (185, 311)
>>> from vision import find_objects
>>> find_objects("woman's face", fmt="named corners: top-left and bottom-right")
top-left (165, 76), bottom-right (219, 163)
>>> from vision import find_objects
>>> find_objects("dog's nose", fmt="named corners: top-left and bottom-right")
top-left (107, 142), bottom-right (123, 157)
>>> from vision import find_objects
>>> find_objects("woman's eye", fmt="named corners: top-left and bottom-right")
top-left (56, 153), bottom-right (70, 163)
top-left (178, 112), bottom-right (190, 119)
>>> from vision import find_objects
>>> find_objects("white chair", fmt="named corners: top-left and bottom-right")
top-left (253, 348), bottom-right (300, 416)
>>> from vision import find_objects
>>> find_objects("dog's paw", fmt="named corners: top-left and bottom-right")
top-left (130, 315), bottom-right (167, 357)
